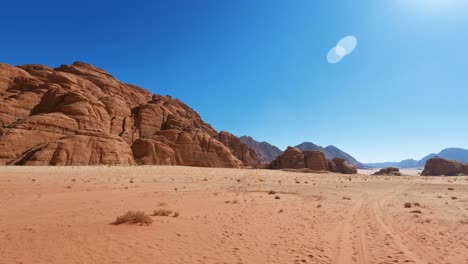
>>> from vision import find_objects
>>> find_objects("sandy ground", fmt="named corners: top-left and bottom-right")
top-left (0, 166), bottom-right (467, 264)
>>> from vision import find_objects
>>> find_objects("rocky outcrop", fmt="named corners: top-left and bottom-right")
top-left (270, 147), bottom-right (355, 174)
top-left (421, 157), bottom-right (468, 176)
top-left (372, 167), bottom-right (401, 176)
top-left (239, 136), bottom-right (283, 164)
top-left (332, 158), bottom-right (358, 174)
top-left (217, 132), bottom-right (260, 168)
top-left (0, 62), bottom-right (260, 167)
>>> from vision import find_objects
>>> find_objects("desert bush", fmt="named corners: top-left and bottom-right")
top-left (152, 209), bottom-right (173, 216)
top-left (409, 210), bottom-right (422, 214)
top-left (404, 202), bottom-right (412, 208)
top-left (112, 211), bottom-right (153, 225)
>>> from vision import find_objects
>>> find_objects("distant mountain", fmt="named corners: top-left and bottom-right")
top-left (240, 136), bottom-right (283, 164)
top-left (366, 148), bottom-right (468, 169)
top-left (295, 142), bottom-right (368, 169)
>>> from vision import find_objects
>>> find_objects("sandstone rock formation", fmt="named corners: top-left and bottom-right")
top-left (421, 157), bottom-right (468, 176)
top-left (0, 62), bottom-right (260, 167)
top-left (372, 167), bottom-right (401, 176)
top-left (269, 147), bottom-right (356, 174)
top-left (332, 158), bottom-right (358, 174)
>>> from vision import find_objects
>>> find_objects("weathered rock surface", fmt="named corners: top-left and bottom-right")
top-left (421, 157), bottom-right (468, 176)
top-left (372, 167), bottom-right (401, 176)
top-left (270, 147), bottom-right (355, 174)
top-left (332, 158), bottom-right (358, 174)
top-left (0, 62), bottom-right (260, 167)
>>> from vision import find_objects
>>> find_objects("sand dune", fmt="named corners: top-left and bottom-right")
top-left (0, 166), bottom-right (467, 264)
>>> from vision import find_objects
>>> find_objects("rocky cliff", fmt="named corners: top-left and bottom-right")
top-left (0, 62), bottom-right (260, 167)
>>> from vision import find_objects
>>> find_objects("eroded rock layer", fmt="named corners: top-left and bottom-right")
top-left (0, 62), bottom-right (259, 167)
top-left (270, 147), bottom-right (357, 174)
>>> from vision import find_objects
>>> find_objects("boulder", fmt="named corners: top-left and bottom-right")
top-left (373, 167), bottom-right (401, 176)
top-left (332, 158), bottom-right (358, 174)
top-left (421, 157), bottom-right (468, 176)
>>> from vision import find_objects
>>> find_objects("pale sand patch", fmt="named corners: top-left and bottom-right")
top-left (0, 166), bottom-right (467, 264)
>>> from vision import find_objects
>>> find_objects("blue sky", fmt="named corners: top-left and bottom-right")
top-left (1, 0), bottom-right (467, 162)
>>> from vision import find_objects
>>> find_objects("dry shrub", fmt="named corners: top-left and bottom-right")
top-left (172, 211), bottom-right (180, 217)
top-left (448, 187), bottom-right (454, 191)
top-left (112, 211), bottom-right (153, 225)
top-left (274, 195), bottom-right (280, 200)
top-left (413, 202), bottom-right (421, 207)
top-left (268, 190), bottom-right (276, 195)
top-left (409, 210), bottom-right (422, 214)
top-left (451, 197), bottom-right (458, 200)
top-left (153, 209), bottom-right (173, 216)
top-left (404, 202), bottom-right (412, 208)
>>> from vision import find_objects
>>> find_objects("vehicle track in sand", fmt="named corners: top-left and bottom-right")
top-left (337, 183), bottom-right (439, 264)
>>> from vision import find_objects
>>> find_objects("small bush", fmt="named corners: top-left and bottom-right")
top-left (413, 202), bottom-right (421, 207)
top-left (409, 210), bottom-right (422, 214)
top-left (268, 190), bottom-right (276, 195)
top-left (404, 202), bottom-right (412, 208)
top-left (152, 209), bottom-right (173, 216)
top-left (274, 195), bottom-right (280, 199)
top-left (112, 211), bottom-right (153, 225)
top-left (172, 211), bottom-right (180, 217)
top-left (451, 197), bottom-right (458, 200)
top-left (448, 187), bottom-right (454, 191)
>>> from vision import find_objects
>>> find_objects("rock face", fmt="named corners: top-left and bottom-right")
top-left (0, 62), bottom-right (260, 167)
top-left (421, 157), bottom-right (468, 176)
top-left (372, 167), bottom-right (401, 176)
top-left (332, 158), bottom-right (358, 174)
top-left (270, 147), bottom-right (356, 174)
top-left (239, 136), bottom-right (283, 164)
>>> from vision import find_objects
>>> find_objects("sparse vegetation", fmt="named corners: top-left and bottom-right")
top-left (268, 190), bottom-right (276, 195)
top-left (152, 209), bottom-right (173, 216)
top-left (413, 202), bottom-right (421, 207)
top-left (404, 202), bottom-right (412, 208)
top-left (342, 197), bottom-right (351, 200)
top-left (112, 211), bottom-right (153, 225)
top-left (451, 196), bottom-right (458, 200)
top-left (409, 210), bottom-right (422, 214)
top-left (448, 187), bottom-right (454, 191)
top-left (274, 195), bottom-right (280, 199)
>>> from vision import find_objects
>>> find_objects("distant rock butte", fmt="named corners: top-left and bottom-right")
top-left (295, 142), bottom-right (368, 169)
top-left (270, 147), bottom-right (357, 174)
top-left (421, 157), bottom-right (468, 176)
top-left (0, 62), bottom-right (260, 167)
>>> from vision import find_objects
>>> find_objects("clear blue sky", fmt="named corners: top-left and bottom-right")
top-left (1, 0), bottom-right (468, 163)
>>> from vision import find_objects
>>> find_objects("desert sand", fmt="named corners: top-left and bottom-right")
top-left (0, 166), bottom-right (467, 264)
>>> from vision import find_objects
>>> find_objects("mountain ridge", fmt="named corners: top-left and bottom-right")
top-left (366, 148), bottom-right (468, 168)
